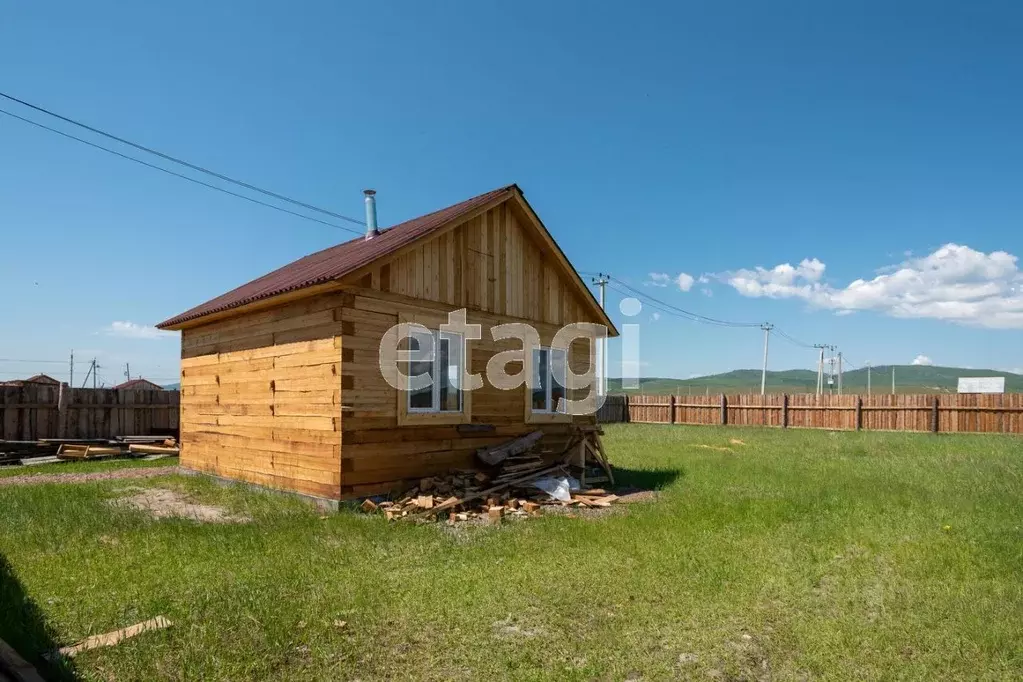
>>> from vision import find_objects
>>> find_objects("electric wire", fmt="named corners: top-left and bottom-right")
top-left (0, 107), bottom-right (365, 235)
top-left (0, 91), bottom-right (365, 227)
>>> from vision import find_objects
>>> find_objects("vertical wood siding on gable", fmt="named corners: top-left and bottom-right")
top-left (370, 203), bottom-right (592, 327)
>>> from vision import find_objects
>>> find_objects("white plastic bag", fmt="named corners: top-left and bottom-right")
top-left (531, 475), bottom-right (581, 502)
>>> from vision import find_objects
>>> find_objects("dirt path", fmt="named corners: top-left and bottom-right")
top-left (0, 466), bottom-right (181, 487)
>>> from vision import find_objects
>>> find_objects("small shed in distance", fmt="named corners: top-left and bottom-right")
top-left (157, 185), bottom-right (617, 502)
top-left (113, 378), bottom-right (167, 391)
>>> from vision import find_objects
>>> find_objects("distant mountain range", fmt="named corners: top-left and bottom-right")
top-left (607, 366), bottom-right (1023, 395)
top-left (163, 383), bottom-right (180, 390)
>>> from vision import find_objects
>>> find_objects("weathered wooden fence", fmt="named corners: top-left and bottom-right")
top-left (0, 382), bottom-right (180, 440)
top-left (597, 393), bottom-right (1023, 434)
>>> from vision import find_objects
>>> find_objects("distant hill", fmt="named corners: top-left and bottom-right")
top-left (163, 383), bottom-right (181, 390)
top-left (608, 366), bottom-right (1023, 395)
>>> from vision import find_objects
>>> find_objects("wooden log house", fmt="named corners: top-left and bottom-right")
top-left (157, 185), bottom-right (618, 502)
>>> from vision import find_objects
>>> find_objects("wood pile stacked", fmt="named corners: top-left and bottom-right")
top-left (57, 437), bottom-right (180, 461)
top-left (359, 426), bottom-right (617, 523)
top-left (0, 435), bottom-right (179, 466)
top-left (0, 440), bottom-right (60, 466)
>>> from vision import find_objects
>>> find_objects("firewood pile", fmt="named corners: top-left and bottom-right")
top-left (359, 425), bottom-right (618, 523)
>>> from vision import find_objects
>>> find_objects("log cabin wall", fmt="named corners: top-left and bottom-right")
top-left (179, 293), bottom-right (345, 500)
top-left (337, 286), bottom-right (597, 498)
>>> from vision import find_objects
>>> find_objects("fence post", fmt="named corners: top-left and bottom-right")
top-left (855, 395), bottom-right (863, 431)
top-left (720, 394), bottom-right (728, 425)
top-left (623, 394), bottom-right (630, 423)
top-left (57, 382), bottom-right (69, 438)
top-left (781, 393), bottom-right (788, 428)
top-left (669, 394), bottom-right (676, 425)
top-left (931, 396), bottom-right (939, 433)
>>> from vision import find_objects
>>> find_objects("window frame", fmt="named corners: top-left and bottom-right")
top-left (526, 345), bottom-right (572, 423)
top-left (396, 313), bottom-right (472, 426)
top-left (406, 328), bottom-right (464, 415)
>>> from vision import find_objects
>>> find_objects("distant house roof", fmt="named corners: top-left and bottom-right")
top-left (114, 378), bottom-right (165, 391)
top-left (0, 373), bottom-right (61, 387)
top-left (157, 185), bottom-right (614, 332)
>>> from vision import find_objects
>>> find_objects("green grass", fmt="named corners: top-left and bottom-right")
top-left (1, 426), bottom-right (1021, 680)
top-left (0, 456), bottom-right (178, 478)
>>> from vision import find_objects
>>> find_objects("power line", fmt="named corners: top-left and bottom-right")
top-left (606, 276), bottom-right (762, 328)
top-left (0, 358), bottom-right (68, 364)
top-left (0, 107), bottom-right (365, 236)
top-left (0, 91), bottom-right (365, 227)
top-left (774, 329), bottom-right (816, 349)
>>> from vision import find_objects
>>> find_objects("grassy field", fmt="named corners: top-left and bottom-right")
top-left (1, 425), bottom-right (1021, 681)
top-left (0, 457), bottom-right (178, 479)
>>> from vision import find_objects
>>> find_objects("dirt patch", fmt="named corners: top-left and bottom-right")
top-left (0, 466), bottom-right (180, 487)
top-left (491, 617), bottom-right (542, 639)
top-left (729, 438), bottom-right (747, 446)
top-left (615, 489), bottom-right (659, 504)
top-left (692, 444), bottom-right (733, 452)
top-left (112, 487), bottom-right (250, 523)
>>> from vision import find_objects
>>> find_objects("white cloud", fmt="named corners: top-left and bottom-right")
top-left (650, 312), bottom-right (661, 322)
top-left (723, 244), bottom-right (1023, 329)
top-left (104, 321), bottom-right (167, 340)
top-left (646, 272), bottom-right (671, 287)
top-left (697, 274), bottom-right (710, 284)
top-left (911, 354), bottom-right (933, 366)
top-left (701, 287), bottom-right (714, 297)
top-left (676, 272), bottom-right (695, 292)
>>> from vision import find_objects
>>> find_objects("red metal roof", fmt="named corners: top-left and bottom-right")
top-left (114, 378), bottom-right (166, 390)
top-left (157, 185), bottom-right (517, 329)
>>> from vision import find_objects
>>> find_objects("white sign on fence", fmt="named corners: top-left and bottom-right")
top-left (957, 377), bottom-right (1005, 394)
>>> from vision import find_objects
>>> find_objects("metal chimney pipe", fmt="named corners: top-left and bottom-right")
top-left (364, 189), bottom-right (379, 239)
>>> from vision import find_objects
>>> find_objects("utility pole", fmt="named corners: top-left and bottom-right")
top-left (867, 362), bottom-right (872, 395)
top-left (592, 273), bottom-right (609, 397)
top-left (92, 359), bottom-right (98, 390)
top-left (813, 344), bottom-right (832, 395)
top-left (837, 352), bottom-right (843, 395)
top-left (69, 350), bottom-right (74, 388)
top-left (828, 353), bottom-right (835, 393)
top-left (124, 363), bottom-right (131, 382)
top-left (892, 365), bottom-right (896, 395)
top-left (81, 359), bottom-right (94, 388)
top-left (760, 323), bottom-right (773, 395)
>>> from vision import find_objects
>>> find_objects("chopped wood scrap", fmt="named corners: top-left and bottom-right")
top-left (127, 444), bottom-right (180, 455)
top-left (50, 616), bottom-right (172, 659)
top-left (353, 426), bottom-right (623, 525)
top-left (427, 463), bottom-right (566, 516)
top-left (476, 430), bottom-right (543, 466)
top-left (19, 456), bottom-right (62, 466)
top-left (360, 499), bottom-right (378, 513)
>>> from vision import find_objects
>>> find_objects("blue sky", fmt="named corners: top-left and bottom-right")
top-left (2, 0), bottom-right (1022, 386)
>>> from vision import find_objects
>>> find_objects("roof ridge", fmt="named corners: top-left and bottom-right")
top-left (157, 184), bottom-right (518, 328)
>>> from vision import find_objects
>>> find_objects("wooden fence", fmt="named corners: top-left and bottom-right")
top-left (0, 382), bottom-right (180, 441)
top-left (597, 393), bottom-right (1023, 434)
